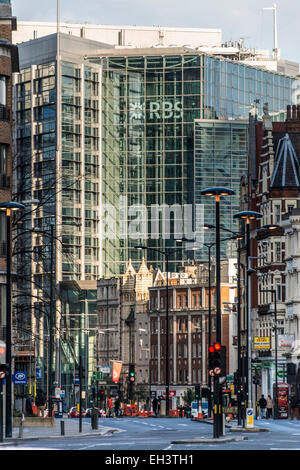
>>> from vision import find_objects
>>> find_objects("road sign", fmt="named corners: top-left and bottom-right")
top-left (0, 371), bottom-right (5, 379)
top-left (214, 367), bottom-right (221, 375)
top-left (98, 366), bottom-right (110, 374)
top-left (209, 369), bottom-right (215, 376)
top-left (246, 408), bottom-right (254, 428)
top-left (93, 371), bottom-right (103, 380)
top-left (13, 371), bottom-right (27, 385)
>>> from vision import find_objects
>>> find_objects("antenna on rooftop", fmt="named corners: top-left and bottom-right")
top-left (263, 3), bottom-right (278, 60)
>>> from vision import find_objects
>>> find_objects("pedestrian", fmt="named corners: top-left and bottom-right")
top-left (289, 392), bottom-right (300, 420)
top-left (266, 394), bottom-right (273, 419)
top-left (258, 394), bottom-right (267, 419)
top-left (157, 396), bottom-right (161, 416)
top-left (36, 389), bottom-right (46, 417)
top-left (25, 395), bottom-right (33, 416)
top-left (108, 396), bottom-right (114, 417)
top-left (114, 395), bottom-right (120, 417)
top-left (152, 396), bottom-right (158, 417)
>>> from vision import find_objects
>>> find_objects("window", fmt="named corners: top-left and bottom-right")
top-left (274, 204), bottom-right (281, 223)
top-left (0, 76), bottom-right (6, 106)
top-left (276, 279), bottom-right (282, 301)
top-left (275, 242), bottom-right (281, 262)
top-left (0, 212), bottom-right (6, 243)
top-left (0, 145), bottom-right (7, 175)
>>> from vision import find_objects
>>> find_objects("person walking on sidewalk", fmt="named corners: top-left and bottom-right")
top-left (152, 396), bottom-right (158, 417)
top-left (289, 392), bottom-right (300, 420)
top-left (259, 394), bottom-right (267, 419)
top-left (266, 395), bottom-right (273, 419)
top-left (108, 396), bottom-right (114, 417)
top-left (114, 395), bottom-right (120, 417)
top-left (36, 389), bottom-right (46, 417)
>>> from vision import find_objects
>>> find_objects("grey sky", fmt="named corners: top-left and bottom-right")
top-left (12, 0), bottom-right (300, 64)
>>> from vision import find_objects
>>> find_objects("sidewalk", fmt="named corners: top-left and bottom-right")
top-left (0, 417), bottom-right (120, 444)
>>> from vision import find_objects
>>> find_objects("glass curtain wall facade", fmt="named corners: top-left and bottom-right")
top-left (14, 56), bottom-right (101, 394)
top-left (194, 119), bottom-right (248, 258)
top-left (60, 283), bottom-right (97, 410)
top-left (91, 52), bottom-right (300, 275)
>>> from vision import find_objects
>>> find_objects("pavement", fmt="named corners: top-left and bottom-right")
top-left (0, 415), bottom-right (120, 445)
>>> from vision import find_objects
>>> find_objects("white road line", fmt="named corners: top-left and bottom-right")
top-left (164, 444), bottom-right (173, 450)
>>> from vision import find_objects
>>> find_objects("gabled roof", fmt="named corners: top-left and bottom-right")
top-left (270, 133), bottom-right (300, 189)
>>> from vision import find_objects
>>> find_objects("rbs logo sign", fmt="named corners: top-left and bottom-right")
top-left (129, 100), bottom-right (182, 121)
top-left (149, 101), bottom-right (182, 120)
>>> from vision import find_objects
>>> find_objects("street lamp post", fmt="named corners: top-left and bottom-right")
top-left (134, 245), bottom-right (170, 416)
top-left (177, 231), bottom-right (241, 420)
top-left (260, 288), bottom-right (278, 419)
top-left (233, 210), bottom-right (262, 428)
top-left (200, 187), bottom-right (235, 439)
top-left (0, 202), bottom-right (25, 437)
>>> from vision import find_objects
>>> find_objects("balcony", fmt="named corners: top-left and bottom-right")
top-left (258, 304), bottom-right (271, 316)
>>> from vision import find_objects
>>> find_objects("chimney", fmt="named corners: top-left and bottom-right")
top-left (287, 105), bottom-right (291, 121)
top-left (292, 105), bottom-right (297, 120)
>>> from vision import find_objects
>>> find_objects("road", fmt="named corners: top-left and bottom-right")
top-left (2, 417), bottom-right (300, 451)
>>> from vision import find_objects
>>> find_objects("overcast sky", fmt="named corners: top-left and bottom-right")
top-left (12, 0), bottom-right (300, 65)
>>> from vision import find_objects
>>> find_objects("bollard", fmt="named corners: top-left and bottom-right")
top-left (18, 414), bottom-right (24, 439)
top-left (60, 420), bottom-right (65, 436)
top-left (91, 407), bottom-right (98, 430)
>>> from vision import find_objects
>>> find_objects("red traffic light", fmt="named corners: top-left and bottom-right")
top-left (214, 342), bottom-right (221, 351)
top-left (208, 345), bottom-right (214, 353)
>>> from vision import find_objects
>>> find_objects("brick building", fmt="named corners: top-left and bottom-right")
top-left (0, 0), bottom-right (18, 340)
top-left (148, 260), bottom-right (237, 410)
top-left (242, 103), bottom-right (300, 397)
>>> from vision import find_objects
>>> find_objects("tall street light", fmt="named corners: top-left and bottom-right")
top-left (259, 288), bottom-right (278, 418)
top-left (0, 201), bottom-right (25, 437)
top-left (177, 232), bottom-right (242, 419)
top-left (134, 245), bottom-right (170, 416)
top-left (233, 210), bottom-right (262, 428)
top-left (200, 187), bottom-right (235, 439)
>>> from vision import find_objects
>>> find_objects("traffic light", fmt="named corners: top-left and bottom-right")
top-left (129, 363), bottom-right (135, 383)
top-left (208, 343), bottom-right (226, 376)
top-left (195, 385), bottom-right (200, 400)
top-left (253, 374), bottom-right (260, 385)
top-left (97, 389), bottom-right (105, 401)
top-left (208, 345), bottom-right (214, 374)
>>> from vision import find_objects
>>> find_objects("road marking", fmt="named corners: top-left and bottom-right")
top-left (271, 448), bottom-right (300, 451)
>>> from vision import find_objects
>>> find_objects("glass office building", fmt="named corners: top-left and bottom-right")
top-left (14, 34), bottom-right (103, 396)
top-left (89, 51), bottom-right (300, 273)
top-left (194, 119), bottom-right (249, 256)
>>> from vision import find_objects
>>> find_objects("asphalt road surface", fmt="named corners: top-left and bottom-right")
top-left (2, 417), bottom-right (300, 452)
